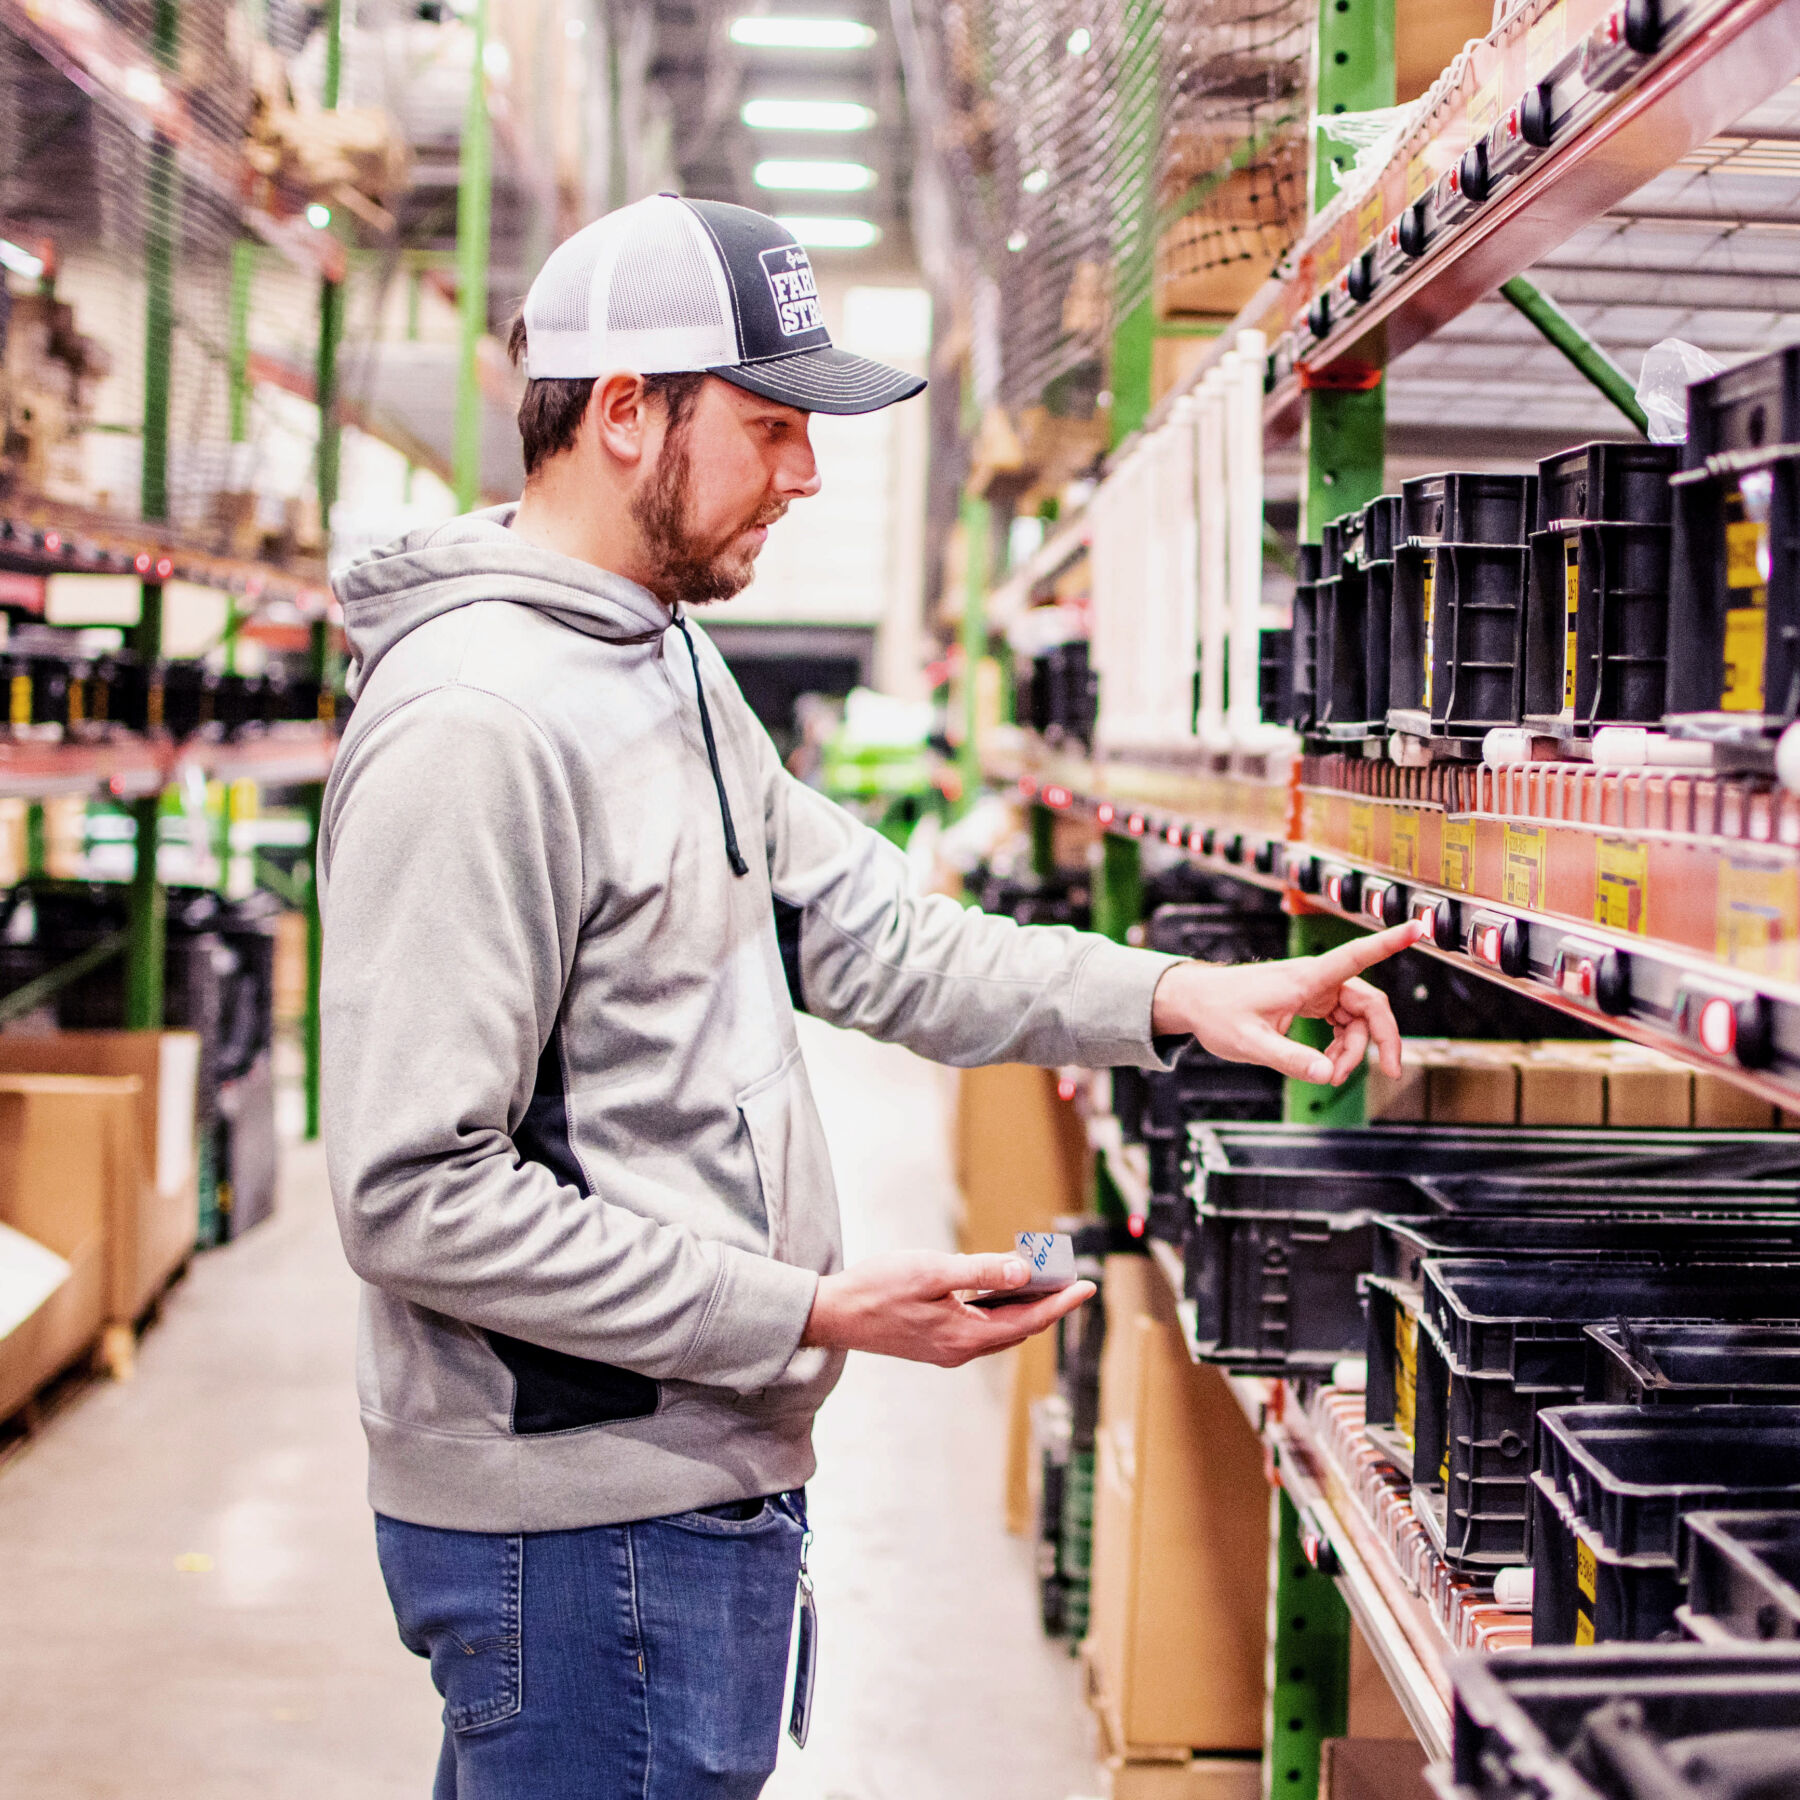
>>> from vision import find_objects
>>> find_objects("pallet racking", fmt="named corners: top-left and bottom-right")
top-left (973, 0), bottom-right (1800, 1788)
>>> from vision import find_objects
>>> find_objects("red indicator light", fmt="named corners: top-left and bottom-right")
top-left (1044, 786), bottom-right (1071, 809)
top-left (1056, 1076), bottom-right (1078, 1102)
top-left (134, 552), bottom-right (152, 574)
top-left (1326, 875), bottom-right (1343, 905)
top-left (1096, 802), bottom-right (1115, 825)
top-left (1126, 1214), bottom-right (1146, 1239)
top-left (1018, 776), bottom-right (1037, 799)
top-left (155, 557), bottom-right (174, 578)
top-left (1414, 905), bottom-right (1436, 942)
top-left (1560, 959), bottom-right (1595, 1000)
top-left (43, 531), bottom-right (61, 552)
top-left (1364, 885), bottom-right (1386, 920)
top-left (1698, 997), bottom-right (1736, 1057)
top-left (1477, 925), bottom-right (1502, 964)
top-left (1504, 106), bottom-right (1520, 140)
top-left (1187, 827), bottom-right (1206, 852)
top-left (1165, 825), bottom-right (1182, 846)
top-left (1448, 165), bottom-right (1461, 195)
top-left (1127, 814), bottom-right (1145, 836)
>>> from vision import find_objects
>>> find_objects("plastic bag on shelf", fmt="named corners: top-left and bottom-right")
top-left (1636, 338), bottom-right (1724, 443)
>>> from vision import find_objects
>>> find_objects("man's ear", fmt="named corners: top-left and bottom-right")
top-left (585, 372), bottom-right (654, 468)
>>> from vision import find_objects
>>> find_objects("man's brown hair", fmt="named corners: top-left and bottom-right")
top-left (507, 312), bottom-right (707, 477)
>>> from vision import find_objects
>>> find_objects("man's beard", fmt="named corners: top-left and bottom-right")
top-left (630, 425), bottom-right (785, 609)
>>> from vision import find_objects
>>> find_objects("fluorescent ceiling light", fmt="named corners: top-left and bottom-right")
top-left (731, 17), bottom-right (876, 49)
top-left (743, 98), bottom-right (875, 131)
top-left (776, 215), bottom-right (881, 249)
top-left (755, 158), bottom-right (876, 192)
top-left (0, 238), bottom-right (45, 281)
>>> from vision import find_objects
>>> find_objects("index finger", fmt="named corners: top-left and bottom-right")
top-left (1311, 920), bottom-right (1423, 985)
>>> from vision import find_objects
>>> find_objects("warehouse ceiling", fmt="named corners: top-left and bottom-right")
top-left (649, 0), bottom-right (915, 259)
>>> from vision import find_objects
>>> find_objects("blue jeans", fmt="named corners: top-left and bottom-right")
top-left (376, 1493), bottom-right (807, 1799)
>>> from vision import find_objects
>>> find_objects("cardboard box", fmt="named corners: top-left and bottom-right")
top-left (1103, 1754), bottom-right (1263, 1800)
top-left (1603, 1045), bottom-right (1693, 1127)
top-left (0, 1032), bottom-right (199, 1323)
top-left (1693, 1073), bottom-right (1779, 1130)
top-left (1518, 1044), bottom-right (1609, 1126)
top-left (0, 1076), bottom-right (121, 1419)
top-left (1088, 1256), bottom-right (1268, 1752)
top-left (951, 1063), bottom-right (1088, 1255)
top-left (1322, 1737), bottom-right (1434, 1800)
top-left (1424, 1042), bottom-right (1519, 1124)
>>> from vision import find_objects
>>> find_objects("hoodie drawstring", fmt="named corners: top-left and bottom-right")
top-left (674, 613), bottom-right (750, 879)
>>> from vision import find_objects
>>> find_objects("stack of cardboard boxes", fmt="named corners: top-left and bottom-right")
top-left (0, 1031), bottom-right (199, 1421)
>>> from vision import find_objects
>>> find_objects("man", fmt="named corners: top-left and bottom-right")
top-left (319, 196), bottom-right (1416, 1800)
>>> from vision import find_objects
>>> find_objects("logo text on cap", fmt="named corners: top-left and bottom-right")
top-left (759, 245), bottom-right (823, 337)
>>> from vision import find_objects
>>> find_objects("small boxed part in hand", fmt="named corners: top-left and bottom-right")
top-left (971, 1232), bottom-right (1076, 1308)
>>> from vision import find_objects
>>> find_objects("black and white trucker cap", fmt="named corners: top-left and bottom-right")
top-left (519, 195), bottom-right (926, 417)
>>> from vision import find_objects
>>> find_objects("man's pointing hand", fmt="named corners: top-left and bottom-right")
top-left (1150, 919), bottom-right (1424, 1087)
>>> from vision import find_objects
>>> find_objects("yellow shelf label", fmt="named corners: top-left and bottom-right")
top-left (1442, 819), bottom-right (1477, 893)
top-left (1502, 823), bottom-right (1547, 909)
top-left (1575, 1611), bottom-right (1596, 1646)
top-left (1577, 1536), bottom-right (1597, 1602)
top-left (1390, 810), bottom-right (1419, 878)
top-left (1719, 856), bottom-right (1800, 976)
top-left (1348, 802), bottom-right (1374, 862)
top-left (1595, 836), bottom-right (1649, 935)
top-left (1563, 538), bottom-right (1580, 715)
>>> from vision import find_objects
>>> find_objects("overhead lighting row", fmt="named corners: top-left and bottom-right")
top-left (733, 17), bottom-right (880, 247)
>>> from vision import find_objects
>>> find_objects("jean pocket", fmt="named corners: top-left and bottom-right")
top-left (661, 1496), bottom-right (793, 1538)
top-left (376, 1517), bottom-right (523, 1733)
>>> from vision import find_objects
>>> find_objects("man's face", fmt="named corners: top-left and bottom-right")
top-left (630, 377), bottom-right (821, 608)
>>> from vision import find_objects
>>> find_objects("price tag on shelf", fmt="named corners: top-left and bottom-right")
top-left (1594, 837), bottom-right (1648, 934)
top-left (1501, 823), bottom-right (1547, 910)
top-left (1717, 856), bottom-right (1800, 979)
top-left (1441, 819), bottom-right (1477, 893)
top-left (1348, 802), bottom-right (1373, 862)
top-left (1389, 810), bottom-right (1419, 878)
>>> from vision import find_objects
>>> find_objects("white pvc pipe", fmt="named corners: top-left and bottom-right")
top-left (1226, 329), bottom-right (1266, 741)
top-left (1167, 398), bottom-right (1200, 741)
top-left (1195, 369), bottom-right (1229, 747)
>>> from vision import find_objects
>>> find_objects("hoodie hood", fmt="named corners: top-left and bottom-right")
top-left (334, 505), bottom-right (670, 699)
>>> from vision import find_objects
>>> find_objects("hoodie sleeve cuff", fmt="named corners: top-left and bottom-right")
top-left (676, 1245), bottom-right (821, 1393)
top-left (1067, 938), bottom-right (1186, 1071)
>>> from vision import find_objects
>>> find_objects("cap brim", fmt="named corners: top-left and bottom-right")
top-left (712, 347), bottom-right (926, 416)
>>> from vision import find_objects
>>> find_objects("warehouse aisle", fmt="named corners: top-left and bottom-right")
top-left (0, 1019), bottom-right (1098, 1800)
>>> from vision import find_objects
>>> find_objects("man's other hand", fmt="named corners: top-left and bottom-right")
top-left (799, 1251), bottom-right (1094, 1364)
top-left (1150, 919), bottom-right (1423, 1087)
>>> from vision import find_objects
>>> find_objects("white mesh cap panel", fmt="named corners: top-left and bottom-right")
top-left (523, 197), bottom-right (739, 379)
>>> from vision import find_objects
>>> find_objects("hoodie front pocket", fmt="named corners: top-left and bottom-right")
top-left (736, 1048), bottom-right (832, 1264)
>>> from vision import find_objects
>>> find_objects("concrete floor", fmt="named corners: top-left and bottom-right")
top-left (0, 1018), bottom-right (1100, 1800)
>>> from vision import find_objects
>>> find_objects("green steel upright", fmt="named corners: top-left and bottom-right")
top-left (454, 0), bottom-right (494, 511)
top-left (1266, 1490), bottom-right (1352, 1800)
top-left (127, 0), bottom-right (181, 1031)
top-left (1108, 0), bottom-right (1163, 446)
top-left (1268, 0), bottom-right (1394, 1788)
top-left (298, 0), bottom-right (347, 1140)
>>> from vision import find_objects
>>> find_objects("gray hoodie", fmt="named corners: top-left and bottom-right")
top-left (320, 508), bottom-right (1181, 1532)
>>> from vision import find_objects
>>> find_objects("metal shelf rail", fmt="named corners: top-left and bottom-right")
top-left (997, 744), bottom-right (1800, 1109)
top-left (1156, 0), bottom-right (1800, 438)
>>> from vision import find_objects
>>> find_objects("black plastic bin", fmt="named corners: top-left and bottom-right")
top-left (1288, 544), bottom-right (1321, 730)
top-left (1388, 541), bottom-right (1434, 723)
top-left (1439, 1642), bottom-right (1800, 1800)
top-left (1682, 1509), bottom-right (1800, 1644)
top-left (1414, 1261), bottom-right (1800, 1572)
top-left (1375, 1208), bottom-right (1800, 1288)
top-left (1524, 522), bottom-right (1673, 733)
top-left (1666, 447), bottom-right (1800, 734)
top-left (1586, 1320), bottom-right (1800, 1407)
top-left (1180, 1124), bottom-right (1775, 1376)
top-left (1533, 1404), bottom-right (1800, 1645)
top-left (1537, 440), bottom-right (1678, 532)
top-left (1259, 627), bottom-right (1293, 727)
top-left (1429, 542), bottom-right (1532, 733)
top-left (1315, 559), bottom-right (1370, 733)
top-left (1404, 471), bottom-right (1538, 547)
